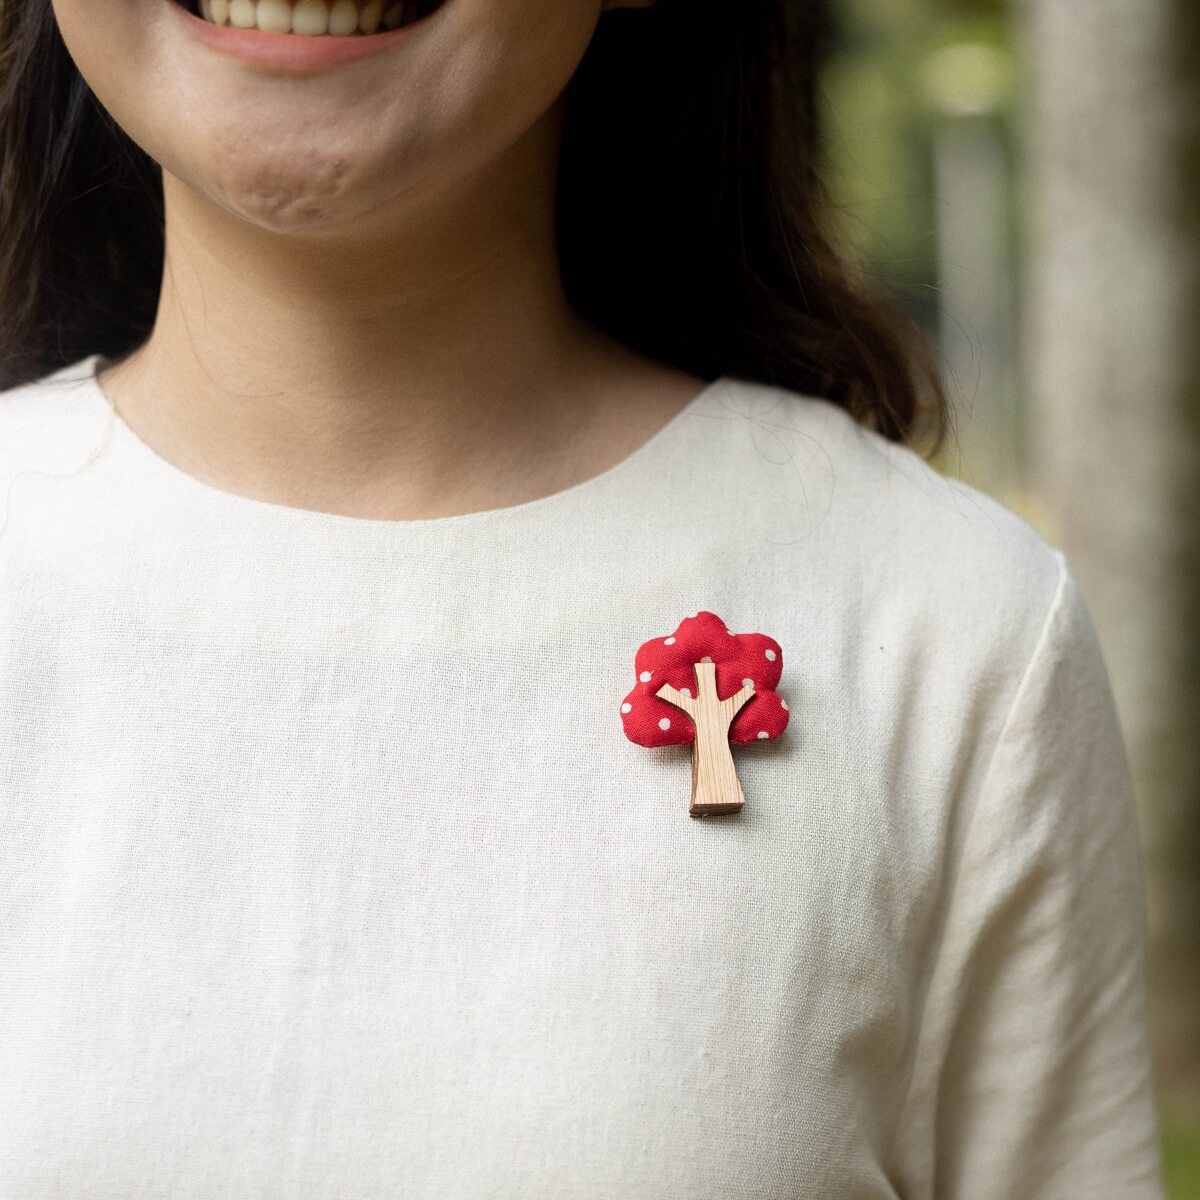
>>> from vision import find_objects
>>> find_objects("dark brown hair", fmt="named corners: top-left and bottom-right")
top-left (0, 0), bottom-right (952, 454)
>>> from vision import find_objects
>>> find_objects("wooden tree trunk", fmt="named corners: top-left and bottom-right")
top-left (1020, 0), bottom-right (1200, 1107)
top-left (657, 664), bottom-right (755, 816)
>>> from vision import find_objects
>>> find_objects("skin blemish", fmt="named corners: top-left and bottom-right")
top-left (206, 131), bottom-right (352, 228)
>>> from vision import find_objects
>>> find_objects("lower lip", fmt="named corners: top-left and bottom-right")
top-left (168, 2), bottom-right (432, 72)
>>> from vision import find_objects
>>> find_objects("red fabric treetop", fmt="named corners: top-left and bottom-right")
top-left (620, 611), bottom-right (789, 748)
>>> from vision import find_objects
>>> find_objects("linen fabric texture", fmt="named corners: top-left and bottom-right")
top-left (0, 356), bottom-right (1166, 1198)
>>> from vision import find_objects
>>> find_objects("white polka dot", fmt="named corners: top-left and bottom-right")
top-left (639, 670), bottom-right (652, 682)
top-left (757, 730), bottom-right (769, 739)
top-left (699, 655), bottom-right (713, 663)
top-left (659, 717), bottom-right (671, 731)
top-left (742, 677), bottom-right (754, 689)
top-left (621, 702), bottom-right (632, 714)
top-left (664, 637), bottom-right (676, 645)
top-left (764, 649), bottom-right (776, 661)
top-left (780, 698), bottom-right (788, 710)
top-left (681, 687), bottom-right (692, 697)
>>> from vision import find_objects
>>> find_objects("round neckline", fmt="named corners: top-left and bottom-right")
top-left (82, 354), bottom-right (729, 533)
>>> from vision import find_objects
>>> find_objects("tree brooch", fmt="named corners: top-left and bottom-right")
top-left (620, 611), bottom-right (788, 816)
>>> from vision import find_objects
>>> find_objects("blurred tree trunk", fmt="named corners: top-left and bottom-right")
top-left (1020, 0), bottom-right (1200, 1107)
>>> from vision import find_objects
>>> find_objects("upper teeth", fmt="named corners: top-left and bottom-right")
top-left (198, 0), bottom-right (412, 35)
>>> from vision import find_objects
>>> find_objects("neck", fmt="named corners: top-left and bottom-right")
top-left (98, 104), bottom-right (678, 520)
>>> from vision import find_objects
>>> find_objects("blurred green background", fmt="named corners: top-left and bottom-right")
top-left (813, 0), bottom-right (1200, 1192)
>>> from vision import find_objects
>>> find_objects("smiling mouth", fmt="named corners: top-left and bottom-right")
top-left (174, 0), bottom-right (446, 35)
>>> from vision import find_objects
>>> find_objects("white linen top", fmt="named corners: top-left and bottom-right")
top-left (0, 354), bottom-right (1166, 1198)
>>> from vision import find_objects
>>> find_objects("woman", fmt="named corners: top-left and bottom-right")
top-left (0, 0), bottom-right (1166, 1195)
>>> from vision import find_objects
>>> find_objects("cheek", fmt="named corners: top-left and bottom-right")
top-left (52, 0), bottom-right (154, 123)
top-left (444, 3), bottom-right (599, 146)
top-left (51, 0), bottom-right (197, 184)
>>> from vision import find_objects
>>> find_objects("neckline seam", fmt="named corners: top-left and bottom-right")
top-left (81, 355), bottom-right (730, 534)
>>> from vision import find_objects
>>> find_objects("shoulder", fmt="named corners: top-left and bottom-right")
top-left (0, 356), bottom-right (114, 538)
top-left (693, 374), bottom-right (1068, 667)
top-left (699, 374), bottom-right (1064, 581)
top-left (0, 356), bottom-right (111, 479)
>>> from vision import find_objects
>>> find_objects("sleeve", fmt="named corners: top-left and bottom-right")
top-left (888, 550), bottom-right (1167, 1198)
